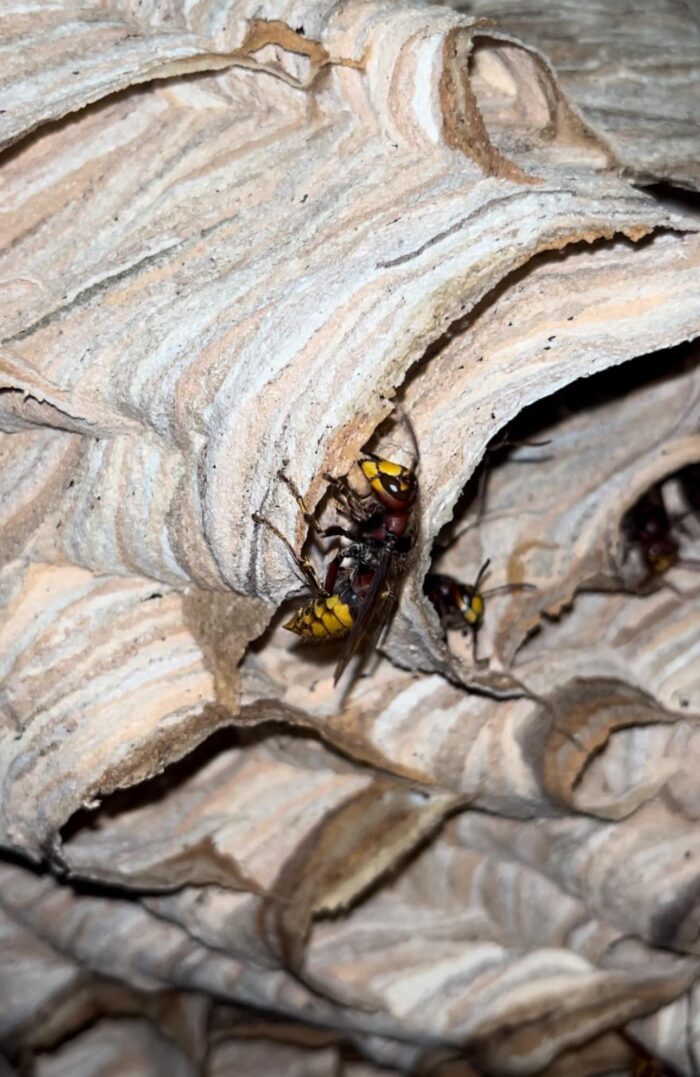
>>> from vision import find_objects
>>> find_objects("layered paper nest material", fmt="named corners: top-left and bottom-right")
top-left (1, 0), bottom-right (700, 1073)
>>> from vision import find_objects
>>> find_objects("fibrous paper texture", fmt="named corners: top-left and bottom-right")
top-left (1, 0), bottom-right (700, 1072)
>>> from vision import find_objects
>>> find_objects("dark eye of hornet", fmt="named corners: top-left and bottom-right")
top-left (252, 424), bottom-right (419, 684)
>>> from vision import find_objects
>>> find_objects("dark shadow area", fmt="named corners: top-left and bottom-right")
top-left (434, 336), bottom-right (699, 553)
top-left (60, 717), bottom-right (338, 854)
top-left (638, 180), bottom-right (700, 222)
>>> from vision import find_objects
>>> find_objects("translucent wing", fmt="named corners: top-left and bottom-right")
top-left (333, 550), bottom-right (398, 685)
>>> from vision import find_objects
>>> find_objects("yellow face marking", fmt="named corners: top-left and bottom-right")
top-left (649, 552), bottom-right (676, 574)
top-left (464, 592), bottom-right (484, 627)
top-left (360, 458), bottom-right (412, 496)
top-left (360, 460), bottom-right (379, 483)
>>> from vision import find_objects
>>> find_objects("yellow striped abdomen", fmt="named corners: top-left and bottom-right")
top-left (283, 594), bottom-right (354, 641)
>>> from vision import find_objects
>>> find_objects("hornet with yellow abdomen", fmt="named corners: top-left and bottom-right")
top-left (252, 415), bottom-right (419, 683)
top-left (281, 553), bottom-right (375, 644)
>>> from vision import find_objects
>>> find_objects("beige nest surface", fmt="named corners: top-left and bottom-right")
top-left (1, 1), bottom-right (700, 1073)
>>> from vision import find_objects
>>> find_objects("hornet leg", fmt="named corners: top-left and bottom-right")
top-left (252, 512), bottom-right (326, 594)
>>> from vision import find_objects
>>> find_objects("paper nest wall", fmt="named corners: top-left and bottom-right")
top-left (1, 0), bottom-right (700, 1073)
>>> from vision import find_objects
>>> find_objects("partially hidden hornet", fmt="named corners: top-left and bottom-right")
top-left (424, 558), bottom-right (534, 664)
top-left (621, 484), bottom-right (680, 577)
top-left (253, 444), bottom-right (418, 683)
top-left (621, 478), bottom-right (700, 581)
